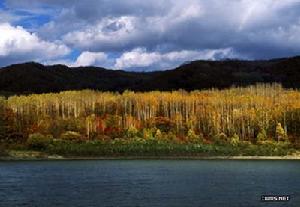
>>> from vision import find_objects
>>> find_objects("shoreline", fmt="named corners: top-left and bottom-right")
top-left (1, 155), bottom-right (300, 161)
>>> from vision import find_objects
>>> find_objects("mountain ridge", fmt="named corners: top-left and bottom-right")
top-left (1, 56), bottom-right (300, 94)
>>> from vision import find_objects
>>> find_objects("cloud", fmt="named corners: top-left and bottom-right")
top-left (35, 0), bottom-right (300, 59)
top-left (0, 9), bottom-right (20, 23)
top-left (73, 51), bottom-right (112, 67)
top-left (45, 51), bottom-right (113, 68)
top-left (2, 0), bottom-right (300, 70)
top-left (62, 16), bottom-right (141, 51)
top-left (115, 47), bottom-right (237, 71)
top-left (45, 48), bottom-right (236, 71)
top-left (0, 23), bottom-right (70, 66)
top-left (60, 2), bottom-right (204, 52)
top-left (54, 1), bottom-right (205, 52)
top-left (4, 0), bottom-right (169, 19)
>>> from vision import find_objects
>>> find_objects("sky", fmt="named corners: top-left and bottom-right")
top-left (0, 0), bottom-right (300, 71)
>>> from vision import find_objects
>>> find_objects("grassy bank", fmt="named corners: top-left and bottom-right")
top-left (47, 140), bottom-right (296, 157)
top-left (1, 138), bottom-right (299, 159)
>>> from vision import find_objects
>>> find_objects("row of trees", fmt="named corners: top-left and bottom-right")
top-left (1, 84), bottom-right (299, 144)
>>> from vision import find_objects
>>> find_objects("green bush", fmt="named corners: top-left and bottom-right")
top-left (276, 123), bottom-right (287, 142)
top-left (142, 128), bottom-right (154, 139)
top-left (230, 133), bottom-right (240, 146)
top-left (125, 125), bottom-right (138, 138)
top-left (27, 133), bottom-right (53, 150)
top-left (166, 131), bottom-right (177, 142)
top-left (238, 140), bottom-right (252, 147)
top-left (60, 131), bottom-right (82, 141)
top-left (155, 129), bottom-right (162, 139)
top-left (187, 129), bottom-right (203, 143)
top-left (257, 129), bottom-right (267, 143)
top-left (187, 129), bottom-right (197, 139)
top-left (44, 137), bottom-right (296, 157)
top-left (213, 132), bottom-right (228, 145)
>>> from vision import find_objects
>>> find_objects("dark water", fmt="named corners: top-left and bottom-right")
top-left (0, 160), bottom-right (299, 207)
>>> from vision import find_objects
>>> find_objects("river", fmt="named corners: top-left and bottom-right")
top-left (0, 160), bottom-right (299, 207)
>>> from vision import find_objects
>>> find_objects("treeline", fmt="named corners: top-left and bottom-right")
top-left (0, 84), bottom-right (300, 146)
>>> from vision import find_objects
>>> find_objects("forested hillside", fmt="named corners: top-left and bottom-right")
top-left (1, 84), bottom-right (299, 143)
top-left (1, 56), bottom-right (300, 94)
top-left (1, 84), bottom-right (299, 157)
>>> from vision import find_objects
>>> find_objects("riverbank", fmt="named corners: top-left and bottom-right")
top-left (1, 150), bottom-right (300, 161)
top-left (1, 139), bottom-right (299, 161)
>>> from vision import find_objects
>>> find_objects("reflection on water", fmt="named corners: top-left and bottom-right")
top-left (0, 160), bottom-right (299, 207)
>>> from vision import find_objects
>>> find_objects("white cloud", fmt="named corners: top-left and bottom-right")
top-left (60, 4), bottom-right (205, 52)
top-left (115, 47), bottom-right (237, 71)
top-left (45, 48), bottom-right (237, 71)
top-left (44, 51), bottom-right (112, 68)
top-left (115, 48), bottom-right (160, 69)
top-left (73, 51), bottom-right (108, 66)
top-left (0, 23), bottom-right (70, 65)
top-left (63, 16), bottom-right (142, 51)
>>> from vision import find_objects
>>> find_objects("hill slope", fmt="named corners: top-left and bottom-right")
top-left (1, 56), bottom-right (300, 94)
